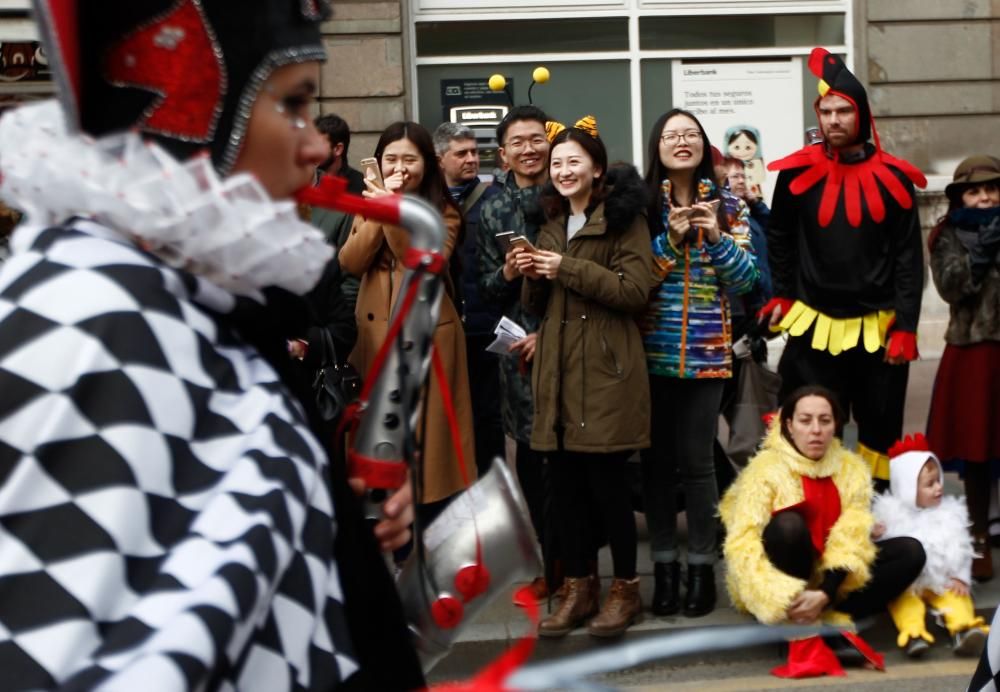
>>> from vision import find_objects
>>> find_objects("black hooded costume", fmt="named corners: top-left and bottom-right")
top-left (761, 48), bottom-right (927, 483)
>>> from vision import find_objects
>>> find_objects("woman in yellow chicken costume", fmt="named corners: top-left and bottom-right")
top-left (720, 385), bottom-right (926, 678)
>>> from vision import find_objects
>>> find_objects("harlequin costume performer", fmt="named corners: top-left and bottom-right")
top-left (720, 397), bottom-right (925, 679)
top-left (873, 434), bottom-right (989, 658)
top-left (760, 47), bottom-right (927, 485)
top-left (0, 1), bottom-right (423, 689)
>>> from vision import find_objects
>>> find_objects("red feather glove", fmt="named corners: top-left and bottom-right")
top-left (886, 330), bottom-right (919, 362)
top-left (757, 297), bottom-right (795, 324)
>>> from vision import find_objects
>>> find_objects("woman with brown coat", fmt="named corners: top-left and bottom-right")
top-left (514, 121), bottom-right (653, 639)
top-left (926, 155), bottom-right (1000, 581)
top-left (339, 121), bottom-right (476, 518)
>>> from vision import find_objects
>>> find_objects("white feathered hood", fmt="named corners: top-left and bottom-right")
top-left (875, 446), bottom-right (974, 592)
top-left (889, 450), bottom-right (943, 510)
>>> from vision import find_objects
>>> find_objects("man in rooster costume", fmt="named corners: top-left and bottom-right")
top-left (760, 48), bottom-right (927, 488)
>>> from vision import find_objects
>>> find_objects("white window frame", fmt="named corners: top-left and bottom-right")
top-left (408, 0), bottom-right (852, 167)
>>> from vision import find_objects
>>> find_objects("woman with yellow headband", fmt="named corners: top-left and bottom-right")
top-left (512, 117), bottom-right (654, 638)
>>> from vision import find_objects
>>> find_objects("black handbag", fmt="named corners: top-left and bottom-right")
top-left (312, 328), bottom-right (362, 422)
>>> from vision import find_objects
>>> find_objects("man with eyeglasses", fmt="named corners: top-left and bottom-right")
top-left (760, 48), bottom-right (926, 491)
top-left (477, 105), bottom-right (555, 602)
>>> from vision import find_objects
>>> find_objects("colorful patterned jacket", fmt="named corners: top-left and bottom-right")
top-left (640, 179), bottom-right (757, 378)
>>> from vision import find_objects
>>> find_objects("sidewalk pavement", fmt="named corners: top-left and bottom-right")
top-left (427, 357), bottom-right (994, 683)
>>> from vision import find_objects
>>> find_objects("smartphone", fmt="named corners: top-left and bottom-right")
top-left (494, 231), bottom-right (516, 250)
top-left (701, 199), bottom-right (721, 213)
top-left (359, 157), bottom-right (384, 190)
top-left (509, 235), bottom-right (537, 253)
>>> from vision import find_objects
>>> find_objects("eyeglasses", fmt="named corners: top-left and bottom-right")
top-left (504, 135), bottom-right (548, 153)
top-left (661, 130), bottom-right (702, 146)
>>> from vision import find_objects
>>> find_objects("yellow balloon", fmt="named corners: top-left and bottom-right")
top-left (488, 74), bottom-right (507, 92)
top-left (532, 67), bottom-right (550, 84)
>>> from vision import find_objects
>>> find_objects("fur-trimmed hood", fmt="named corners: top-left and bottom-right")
top-left (601, 164), bottom-right (650, 235)
top-left (542, 163), bottom-right (649, 236)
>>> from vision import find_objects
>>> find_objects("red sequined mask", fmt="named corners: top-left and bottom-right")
top-left (104, 0), bottom-right (225, 142)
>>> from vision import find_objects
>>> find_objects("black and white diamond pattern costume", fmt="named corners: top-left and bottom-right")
top-left (971, 606), bottom-right (1000, 691)
top-left (0, 219), bottom-right (357, 690)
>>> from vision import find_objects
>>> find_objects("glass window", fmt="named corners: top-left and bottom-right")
top-left (639, 14), bottom-right (844, 50)
top-left (416, 18), bottom-right (629, 57)
top-left (417, 61), bottom-right (633, 166)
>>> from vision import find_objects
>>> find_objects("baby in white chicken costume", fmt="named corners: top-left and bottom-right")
top-left (873, 434), bottom-right (990, 657)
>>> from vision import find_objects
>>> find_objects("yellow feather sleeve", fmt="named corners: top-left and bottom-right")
top-left (719, 454), bottom-right (808, 624)
top-left (818, 450), bottom-right (877, 595)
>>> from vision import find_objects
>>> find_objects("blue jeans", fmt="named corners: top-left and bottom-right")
top-left (640, 375), bottom-right (725, 565)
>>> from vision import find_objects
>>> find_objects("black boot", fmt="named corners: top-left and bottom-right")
top-left (683, 564), bottom-right (716, 617)
top-left (651, 562), bottom-right (680, 616)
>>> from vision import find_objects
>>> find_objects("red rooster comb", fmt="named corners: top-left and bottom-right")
top-left (888, 433), bottom-right (931, 459)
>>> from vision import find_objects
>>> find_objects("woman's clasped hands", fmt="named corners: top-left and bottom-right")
top-left (507, 245), bottom-right (563, 280)
top-left (667, 202), bottom-right (721, 246)
top-left (786, 589), bottom-right (830, 625)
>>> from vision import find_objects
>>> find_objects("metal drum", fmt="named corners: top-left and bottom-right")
top-left (397, 457), bottom-right (542, 671)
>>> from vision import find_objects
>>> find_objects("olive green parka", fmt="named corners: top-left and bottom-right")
top-left (523, 165), bottom-right (654, 453)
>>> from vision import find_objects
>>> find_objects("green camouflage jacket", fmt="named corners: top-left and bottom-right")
top-left (477, 174), bottom-right (545, 443)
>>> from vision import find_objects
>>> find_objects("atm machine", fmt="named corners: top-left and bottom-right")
top-left (448, 104), bottom-right (508, 172)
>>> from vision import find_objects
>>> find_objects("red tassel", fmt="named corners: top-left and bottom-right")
top-left (858, 166), bottom-right (885, 224)
top-left (788, 161), bottom-right (830, 196)
top-left (772, 636), bottom-right (845, 679)
top-left (880, 151), bottom-right (928, 189)
top-left (818, 162), bottom-right (844, 227)
top-left (843, 167), bottom-right (862, 227)
top-left (841, 631), bottom-right (886, 671)
top-left (871, 163), bottom-right (913, 210)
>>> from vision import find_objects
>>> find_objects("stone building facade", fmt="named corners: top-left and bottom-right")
top-left (0, 1), bottom-right (995, 350)
top-left (318, 0), bottom-right (997, 355)
top-left (319, 1), bottom-right (407, 165)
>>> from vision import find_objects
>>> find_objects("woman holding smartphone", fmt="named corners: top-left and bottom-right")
top-left (339, 121), bottom-right (476, 522)
top-left (514, 120), bottom-right (654, 638)
top-left (639, 109), bottom-right (758, 618)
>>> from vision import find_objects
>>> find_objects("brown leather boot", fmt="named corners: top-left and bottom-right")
top-left (587, 577), bottom-right (642, 638)
top-left (552, 573), bottom-right (599, 603)
top-left (538, 576), bottom-right (598, 638)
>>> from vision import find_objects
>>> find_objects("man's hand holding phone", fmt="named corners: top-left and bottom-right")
top-left (511, 245), bottom-right (540, 279)
top-left (496, 232), bottom-right (540, 280)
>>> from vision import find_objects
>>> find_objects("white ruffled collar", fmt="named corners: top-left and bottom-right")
top-left (0, 100), bottom-right (331, 299)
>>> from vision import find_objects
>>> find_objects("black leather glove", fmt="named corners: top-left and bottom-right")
top-left (970, 217), bottom-right (1000, 284)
